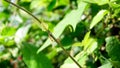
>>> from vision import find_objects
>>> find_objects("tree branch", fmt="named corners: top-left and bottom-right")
top-left (4, 0), bottom-right (82, 67)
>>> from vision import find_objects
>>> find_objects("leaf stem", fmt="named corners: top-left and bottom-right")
top-left (4, 0), bottom-right (82, 67)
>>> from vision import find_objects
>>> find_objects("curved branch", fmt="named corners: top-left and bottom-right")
top-left (4, 0), bottom-right (82, 67)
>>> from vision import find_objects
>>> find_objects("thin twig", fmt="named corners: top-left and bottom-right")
top-left (4, 0), bottom-right (82, 67)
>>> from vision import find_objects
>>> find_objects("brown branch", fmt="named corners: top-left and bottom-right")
top-left (4, 0), bottom-right (82, 68)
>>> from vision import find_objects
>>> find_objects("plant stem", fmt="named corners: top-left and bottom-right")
top-left (47, 30), bottom-right (81, 68)
top-left (4, 0), bottom-right (82, 67)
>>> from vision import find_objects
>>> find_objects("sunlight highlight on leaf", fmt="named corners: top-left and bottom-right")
top-left (14, 24), bottom-right (31, 47)
top-left (37, 1), bottom-right (88, 52)
top-left (90, 10), bottom-right (109, 29)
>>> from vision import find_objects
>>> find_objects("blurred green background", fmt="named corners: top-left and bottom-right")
top-left (0, 0), bottom-right (120, 68)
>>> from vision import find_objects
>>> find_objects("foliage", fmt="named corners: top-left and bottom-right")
top-left (21, 42), bottom-right (53, 68)
top-left (0, 0), bottom-right (120, 68)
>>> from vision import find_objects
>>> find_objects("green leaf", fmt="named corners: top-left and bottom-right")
top-left (109, 2), bottom-right (120, 9)
top-left (30, 0), bottom-right (51, 9)
top-left (111, 61), bottom-right (120, 68)
top-left (46, 49), bottom-right (57, 59)
top-left (60, 57), bottom-right (80, 68)
top-left (105, 37), bottom-right (120, 67)
top-left (76, 52), bottom-right (88, 67)
top-left (81, 31), bottom-right (91, 46)
top-left (1, 26), bottom-right (16, 36)
top-left (0, 12), bottom-right (8, 20)
top-left (61, 52), bottom-right (88, 68)
top-left (109, 2), bottom-right (120, 17)
top-left (37, 1), bottom-right (88, 52)
top-left (2, 0), bottom-right (9, 7)
top-left (81, 31), bottom-right (98, 54)
top-left (98, 61), bottom-right (112, 68)
top-left (83, 0), bottom-right (109, 5)
top-left (105, 36), bottom-right (120, 61)
top-left (0, 26), bottom-right (16, 46)
top-left (61, 32), bottom-right (98, 68)
top-left (22, 42), bottom-right (53, 68)
top-left (47, 0), bottom-right (56, 11)
top-left (84, 38), bottom-right (98, 54)
top-left (20, 0), bottom-right (31, 2)
top-left (90, 10), bottom-right (109, 29)
top-left (0, 36), bottom-right (15, 46)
